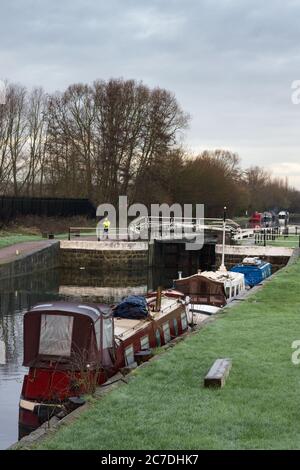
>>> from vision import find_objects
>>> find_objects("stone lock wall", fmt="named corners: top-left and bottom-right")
top-left (215, 253), bottom-right (290, 272)
top-left (215, 244), bottom-right (294, 272)
top-left (59, 240), bottom-right (149, 271)
top-left (0, 241), bottom-right (60, 281)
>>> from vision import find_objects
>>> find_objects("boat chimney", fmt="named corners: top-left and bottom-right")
top-left (155, 286), bottom-right (162, 312)
top-left (178, 271), bottom-right (182, 279)
top-left (219, 205), bottom-right (228, 273)
top-left (197, 269), bottom-right (201, 275)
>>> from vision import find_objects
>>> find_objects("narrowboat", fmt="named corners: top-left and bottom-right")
top-left (249, 211), bottom-right (278, 229)
top-left (230, 257), bottom-right (272, 287)
top-left (261, 211), bottom-right (274, 228)
top-left (278, 210), bottom-right (289, 228)
top-left (249, 211), bottom-right (262, 229)
top-left (173, 269), bottom-right (246, 315)
top-left (19, 295), bottom-right (188, 438)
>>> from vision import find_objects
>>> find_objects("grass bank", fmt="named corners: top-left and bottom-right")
top-left (35, 259), bottom-right (300, 450)
top-left (0, 233), bottom-right (43, 249)
top-left (0, 215), bottom-right (96, 246)
top-left (266, 235), bottom-right (300, 248)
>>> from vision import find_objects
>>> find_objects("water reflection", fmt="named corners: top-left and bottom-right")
top-left (58, 268), bottom-right (148, 303)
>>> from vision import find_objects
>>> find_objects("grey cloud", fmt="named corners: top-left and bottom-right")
top-left (1, 0), bottom-right (300, 185)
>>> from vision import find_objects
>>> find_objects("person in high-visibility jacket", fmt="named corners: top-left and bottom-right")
top-left (102, 217), bottom-right (111, 239)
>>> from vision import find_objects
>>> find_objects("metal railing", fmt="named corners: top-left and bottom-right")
top-left (128, 216), bottom-right (239, 237)
top-left (68, 226), bottom-right (130, 240)
top-left (68, 216), bottom-right (241, 241)
top-left (254, 227), bottom-right (300, 247)
top-left (68, 227), bottom-right (96, 240)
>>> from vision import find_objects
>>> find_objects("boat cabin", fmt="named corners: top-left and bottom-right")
top-left (174, 273), bottom-right (227, 307)
top-left (174, 270), bottom-right (245, 308)
top-left (199, 271), bottom-right (245, 301)
top-left (23, 302), bottom-right (114, 371)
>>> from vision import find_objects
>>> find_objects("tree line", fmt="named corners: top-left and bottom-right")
top-left (0, 78), bottom-right (299, 217)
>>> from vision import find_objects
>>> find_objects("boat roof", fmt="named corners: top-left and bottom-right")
top-left (28, 301), bottom-right (111, 321)
top-left (146, 289), bottom-right (184, 298)
top-left (176, 270), bottom-right (243, 284)
top-left (114, 296), bottom-right (181, 342)
top-left (175, 272), bottom-right (224, 286)
top-left (232, 262), bottom-right (271, 270)
top-left (201, 270), bottom-right (244, 283)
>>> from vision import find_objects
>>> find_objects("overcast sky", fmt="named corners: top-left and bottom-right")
top-left (1, 0), bottom-right (300, 187)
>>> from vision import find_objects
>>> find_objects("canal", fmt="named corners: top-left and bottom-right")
top-left (0, 264), bottom-right (189, 449)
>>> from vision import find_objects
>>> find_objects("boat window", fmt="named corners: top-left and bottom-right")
top-left (125, 345), bottom-right (134, 365)
top-left (163, 322), bottom-right (171, 343)
top-left (173, 318), bottom-right (178, 336)
top-left (181, 312), bottom-right (187, 330)
top-left (103, 318), bottom-right (113, 349)
top-left (155, 330), bottom-right (161, 347)
top-left (140, 335), bottom-right (149, 350)
top-left (95, 319), bottom-right (101, 350)
top-left (39, 314), bottom-right (73, 357)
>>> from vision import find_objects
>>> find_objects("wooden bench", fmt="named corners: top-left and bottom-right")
top-left (204, 358), bottom-right (232, 388)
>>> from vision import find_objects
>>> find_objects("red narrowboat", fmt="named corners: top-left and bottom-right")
top-left (249, 211), bottom-right (262, 229)
top-left (19, 296), bottom-right (188, 438)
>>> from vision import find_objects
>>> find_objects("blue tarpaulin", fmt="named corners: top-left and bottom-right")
top-left (113, 295), bottom-right (149, 319)
top-left (230, 261), bottom-right (272, 287)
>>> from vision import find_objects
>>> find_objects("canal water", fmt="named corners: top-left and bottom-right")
top-left (0, 266), bottom-right (183, 450)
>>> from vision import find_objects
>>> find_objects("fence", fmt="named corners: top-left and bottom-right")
top-left (68, 216), bottom-right (239, 241)
top-left (68, 227), bottom-right (136, 240)
top-left (254, 227), bottom-right (300, 248)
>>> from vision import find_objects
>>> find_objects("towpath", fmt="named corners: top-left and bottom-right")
top-left (0, 240), bottom-right (57, 265)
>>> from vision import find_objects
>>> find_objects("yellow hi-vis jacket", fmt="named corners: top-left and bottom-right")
top-left (103, 219), bottom-right (111, 229)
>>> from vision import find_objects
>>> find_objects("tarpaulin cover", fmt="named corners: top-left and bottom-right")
top-left (113, 295), bottom-right (149, 319)
top-left (230, 262), bottom-right (272, 287)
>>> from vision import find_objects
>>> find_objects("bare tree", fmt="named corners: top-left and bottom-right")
top-left (0, 82), bottom-right (12, 193)
top-left (26, 87), bottom-right (48, 196)
top-left (5, 85), bottom-right (29, 195)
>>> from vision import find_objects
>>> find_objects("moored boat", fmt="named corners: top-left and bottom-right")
top-left (19, 295), bottom-right (188, 438)
top-left (230, 257), bottom-right (272, 287)
top-left (249, 211), bottom-right (262, 229)
top-left (173, 206), bottom-right (246, 316)
top-left (278, 210), bottom-right (289, 228)
top-left (174, 269), bottom-right (246, 316)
